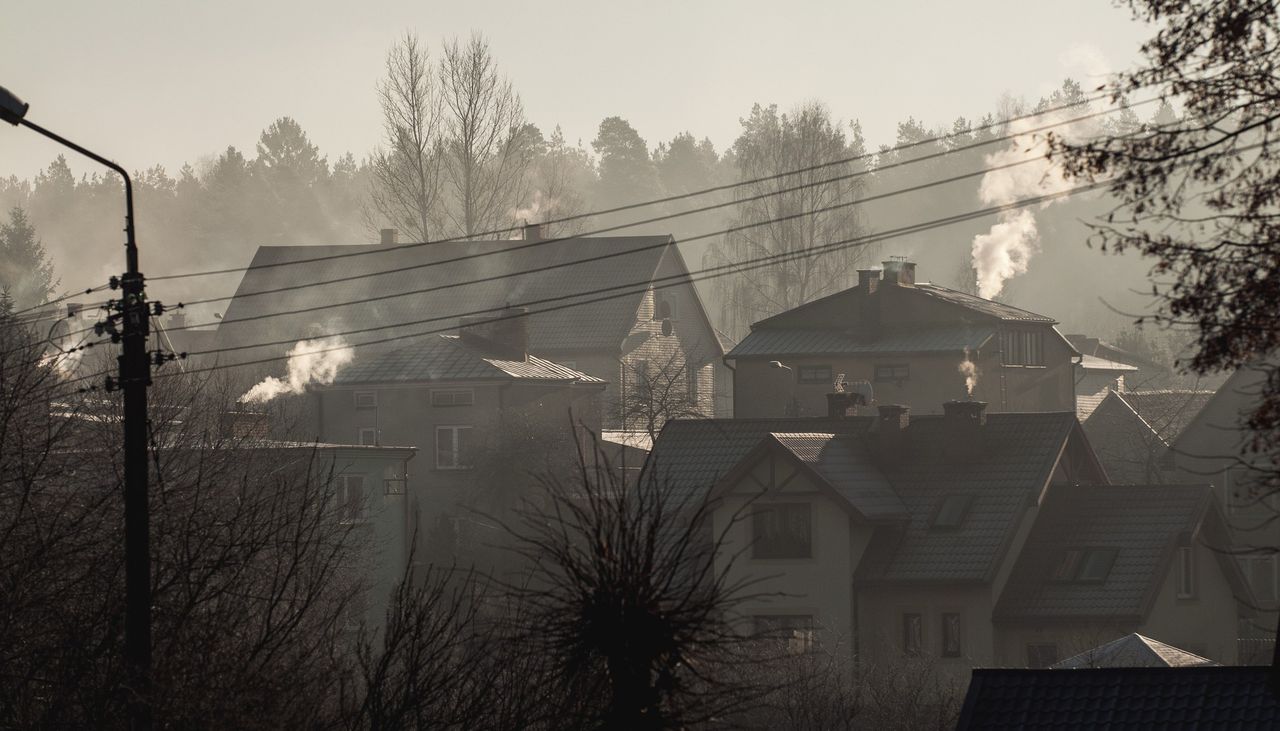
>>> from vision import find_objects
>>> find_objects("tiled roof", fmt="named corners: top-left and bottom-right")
top-left (1082, 392), bottom-right (1167, 484)
top-left (726, 325), bottom-right (994, 358)
top-left (913, 283), bottom-right (1057, 323)
top-left (1121, 389), bottom-right (1215, 443)
top-left (1080, 354), bottom-right (1140, 372)
top-left (649, 412), bottom-right (1080, 583)
top-left (333, 334), bottom-right (605, 385)
top-left (994, 484), bottom-right (1211, 621)
top-left (956, 667), bottom-right (1280, 730)
top-left (769, 433), bottom-right (907, 520)
top-left (1052, 633), bottom-right (1216, 669)
top-left (215, 236), bottom-right (675, 361)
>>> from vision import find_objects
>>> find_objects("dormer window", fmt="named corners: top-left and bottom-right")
top-left (1054, 547), bottom-right (1118, 583)
top-left (931, 494), bottom-right (974, 529)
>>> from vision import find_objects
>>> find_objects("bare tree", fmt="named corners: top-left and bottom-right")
top-left (705, 102), bottom-right (874, 338)
top-left (439, 33), bottom-right (535, 238)
top-left (369, 32), bottom-right (447, 243)
top-left (615, 350), bottom-right (707, 441)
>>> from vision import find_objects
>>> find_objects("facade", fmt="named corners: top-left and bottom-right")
top-left (725, 260), bottom-right (1077, 418)
top-left (647, 400), bottom-right (1252, 677)
top-left (215, 230), bottom-right (727, 428)
top-left (315, 318), bottom-right (606, 565)
top-left (1082, 388), bottom-right (1216, 484)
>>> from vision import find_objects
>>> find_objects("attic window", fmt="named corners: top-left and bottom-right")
top-left (1054, 548), bottom-right (1118, 583)
top-left (931, 494), bottom-right (974, 529)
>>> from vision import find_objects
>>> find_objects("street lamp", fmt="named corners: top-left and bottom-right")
top-left (2, 84), bottom-right (153, 730)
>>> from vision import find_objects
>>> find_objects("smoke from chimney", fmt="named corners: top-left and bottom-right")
top-left (241, 336), bottom-right (354, 403)
top-left (958, 346), bottom-right (979, 397)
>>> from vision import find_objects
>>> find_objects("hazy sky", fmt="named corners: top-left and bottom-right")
top-left (1, 1), bottom-right (1152, 180)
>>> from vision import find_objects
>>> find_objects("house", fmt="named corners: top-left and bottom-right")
top-left (646, 399), bottom-right (1251, 676)
top-left (215, 228), bottom-right (727, 428)
top-left (724, 259), bottom-right (1077, 418)
top-left (1083, 388), bottom-right (1216, 483)
top-left (1165, 363), bottom-right (1280, 661)
top-left (1050, 633), bottom-right (1216, 668)
top-left (955, 666), bottom-right (1280, 729)
top-left (1074, 353), bottom-right (1138, 421)
top-left (314, 314), bottom-right (606, 565)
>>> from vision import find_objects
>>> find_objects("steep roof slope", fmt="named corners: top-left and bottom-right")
top-left (214, 236), bottom-right (675, 362)
top-left (769, 433), bottom-right (906, 520)
top-left (332, 334), bottom-right (605, 385)
top-left (994, 484), bottom-right (1212, 622)
top-left (1052, 633), bottom-right (1216, 668)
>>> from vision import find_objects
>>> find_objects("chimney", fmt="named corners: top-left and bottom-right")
top-left (826, 391), bottom-right (858, 419)
top-left (857, 268), bottom-right (880, 296)
top-left (458, 307), bottom-right (530, 361)
top-left (942, 400), bottom-right (988, 461)
top-left (380, 228), bottom-right (399, 245)
top-left (856, 269), bottom-right (882, 339)
top-left (881, 258), bottom-right (917, 287)
top-left (874, 404), bottom-right (910, 461)
top-left (522, 222), bottom-right (543, 241)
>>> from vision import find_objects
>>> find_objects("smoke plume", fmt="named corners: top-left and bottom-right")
top-left (958, 346), bottom-right (979, 397)
top-left (241, 337), bottom-right (354, 403)
top-left (970, 108), bottom-right (1100, 299)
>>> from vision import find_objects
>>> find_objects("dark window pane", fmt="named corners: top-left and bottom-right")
top-left (942, 613), bottom-right (962, 657)
top-left (752, 503), bottom-right (812, 558)
top-left (903, 613), bottom-right (923, 655)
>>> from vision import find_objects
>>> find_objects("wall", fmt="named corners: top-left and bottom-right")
top-left (857, 584), bottom-right (995, 680)
top-left (1139, 541), bottom-right (1241, 663)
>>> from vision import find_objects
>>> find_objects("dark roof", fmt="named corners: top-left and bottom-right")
top-left (1082, 392), bottom-right (1167, 484)
top-left (649, 411), bottom-right (1083, 583)
top-left (956, 667), bottom-right (1280, 730)
top-left (913, 283), bottom-right (1056, 323)
top-left (215, 236), bottom-right (677, 361)
top-left (1122, 389), bottom-right (1215, 443)
top-left (332, 334), bottom-right (604, 385)
top-left (768, 433), bottom-right (907, 520)
top-left (726, 324), bottom-right (994, 358)
top-left (1052, 633), bottom-right (1216, 669)
top-left (994, 484), bottom-right (1211, 622)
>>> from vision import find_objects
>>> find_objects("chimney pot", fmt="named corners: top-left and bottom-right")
top-left (523, 222), bottom-right (543, 241)
top-left (881, 258), bottom-right (917, 287)
top-left (857, 268), bottom-right (881, 296)
top-left (380, 228), bottom-right (399, 245)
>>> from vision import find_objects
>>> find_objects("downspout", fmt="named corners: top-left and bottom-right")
top-left (722, 355), bottom-right (736, 419)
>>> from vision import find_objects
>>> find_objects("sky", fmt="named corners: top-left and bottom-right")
top-left (1, 0), bottom-right (1153, 180)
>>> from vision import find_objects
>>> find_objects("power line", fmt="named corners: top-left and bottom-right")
top-left (150, 92), bottom-right (1154, 288)
top-left (169, 142), bottom-right (1062, 335)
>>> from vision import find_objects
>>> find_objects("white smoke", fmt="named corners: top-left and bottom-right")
top-left (510, 191), bottom-right (557, 238)
top-left (970, 107), bottom-right (1103, 299)
top-left (241, 337), bottom-right (354, 403)
top-left (958, 346), bottom-right (979, 397)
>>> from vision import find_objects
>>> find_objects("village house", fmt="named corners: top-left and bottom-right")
top-left (215, 228), bottom-right (728, 429)
top-left (725, 259), bottom-right (1077, 417)
top-left (1082, 388), bottom-right (1216, 484)
top-left (313, 312), bottom-right (606, 565)
top-left (646, 399), bottom-right (1253, 677)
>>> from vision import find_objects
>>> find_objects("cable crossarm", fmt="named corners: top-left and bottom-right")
top-left (174, 179), bottom-right (1106, 375)
top-left (149, 93), bottom-right (1155, 287)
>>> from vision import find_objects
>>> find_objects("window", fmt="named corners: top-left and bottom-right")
top-left (1177, 544), bottom-right (1197, 599)
top-left (435, 425), bottom-right (473, 470)
top-left (874, 364), bottom-right (910, 383)
top-left (686, 363), bottom-right (699, 403)
top-left (1054, 548), bottom-right (1118, 583)
top-left (354, 391), bottom-right (377, 409)
top-left (358, 427), bottom-right (378, 446)
top-left (752, 503), bottom-right (812, 559)
top-left (941, 613), bottom-right (963, 658)
top-left (383, 477), bottom-right (405, 496)
top-left (632, 359), bottom-right (652, 397)
top-left (931, 494), bottom-right (973, 529)
top-left (754, 615), bottom-right (817, 653)
top-left (1026, 643), bottom-right (1058, 668)
top-left (337, 475), bottom-right (367, 523)
top-left (797, 365), bottom-right (832, 385)
top-left (1000, 330), bottom-right (1045, 366)
top-left (431, 389), bottom-right (474, 407)
top-left (1240, 555), bottom-right (1278, 602)
top-left (902, 613), bottom-right (923, 655)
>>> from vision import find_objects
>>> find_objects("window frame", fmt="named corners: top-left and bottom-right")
top-left (1054, 547), bottom-right (1118, 583)
top-left (435, 425), bottom-right (474, 470)
top-left (354, 390), bottom-right (378, 410)
top-left (751, 502), bottom-right (813, 560)
top-left (1000, 329), bottom-right (1046, 367)
top-left (902, 612), bottom-right (924, 656)
top-left (430, 388), bottom-right (475, 407)
top-left (931, 494), bottom-right (974, 530)
top-left (873, 363), bottom-right (911, 383)
top-left (1177, 544), bottom-right (1197, 599)
top-left (796, 365), bottom-right (833, 385)
top-left (337, 474), bottom-right (368, 524)
top-left (753, 614), bottom-right (817, 654)
top-left (941, 612), bottom-right (963, 658)
top-left (358, 427), bottom-right (378, 446)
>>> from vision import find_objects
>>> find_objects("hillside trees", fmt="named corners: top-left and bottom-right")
top-left (0, 206), bottom-right (56, 309)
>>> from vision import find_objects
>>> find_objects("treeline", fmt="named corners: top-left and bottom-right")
top-left (0, 30), bottom-right (1178, 339)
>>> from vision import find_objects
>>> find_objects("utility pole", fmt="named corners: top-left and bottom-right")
top-left (1, 84), bottom-right (157, 731)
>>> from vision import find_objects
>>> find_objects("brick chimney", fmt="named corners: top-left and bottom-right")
top-left (942, 400), bottom-right (988, 461)
top-left (857, 268), bottom-right (880, 296)
top-left (881, 258), bottom-right (916, 287)
top-left (380, 228), bottom-right (398, 245)
top-left (459, 307), bottom-right (530, 361)
top-left (522, 222), bottom-right (543, 241)
top-left (874, 404), bottom-right (910, 461)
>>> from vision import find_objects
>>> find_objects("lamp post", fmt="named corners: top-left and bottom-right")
top-left (2, 84), bottom-right (153, 730)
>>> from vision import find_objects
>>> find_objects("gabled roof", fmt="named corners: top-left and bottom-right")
top-left (1052, 633), bottom-right (1217, 669)
top-left (726, 324), bottom-right (994, 358)
top-left (331, 334), bottom-right (605, 385)
top-left (994, 484), bottom-right (1214, 622)
top-left (1122, 389), bottom-right (1216, 443)
top-left (765, 433), bottom-right (906, 520)
top-left (956, 667), bottom-right (1280, 730)
top-left (912, 283), bottom-right (1057, 323)
top-left (1082, 391), bottom-right (1167, 484)
top-left (1079, 354), bottom-right (1140, 372)
top-left (649, 411), bottom-right (1084, 583)
top-left (215, 236), bottom-right (679, 361)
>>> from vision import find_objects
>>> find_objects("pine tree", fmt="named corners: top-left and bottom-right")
top-left (0, 207), bottom-right (57, 310)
